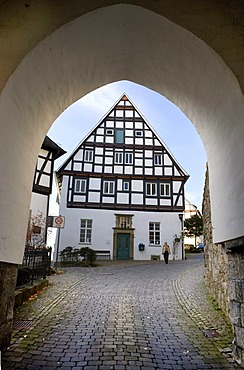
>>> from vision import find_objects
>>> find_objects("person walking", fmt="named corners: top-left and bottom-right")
top-left (162, 242), bottom-right (170, 264)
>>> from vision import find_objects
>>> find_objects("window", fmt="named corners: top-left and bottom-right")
top-left (149, 222), bottom-right (160, 245)
top-left (123, 181), bottom-right (129, 191)
top-left (80, 219), bottom-right (92, 243)
top-left (84, 149), bottom-right (93, 162)
top-left (115, 151), bottom-right (123, 164)
top-left (154, 153), bottom-right (162, 165)
top-left (106, 129), bottom-right (113, 135)
top-left (146, 183), bottom-right (157, 196)
top-left (103, 181), bottom-right (115, 194)
top-left (74, 179), bottom-right (86, 193)
top-left (115, 129), bottom-right (124, 144)
top-left (135, 130), bottom-right (143, 137)
top-left (125, 152), bottom-right (133, 164)
top-left (160, 183), bottom-right (170, 197)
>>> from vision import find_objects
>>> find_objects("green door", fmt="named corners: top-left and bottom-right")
top-left (117, 234), bottom-right (130, 260)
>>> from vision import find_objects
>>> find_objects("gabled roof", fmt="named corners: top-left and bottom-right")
top-left (56, 93), bottom-right (189, 178)
top-left (42, 136), bottom-right (66, 160)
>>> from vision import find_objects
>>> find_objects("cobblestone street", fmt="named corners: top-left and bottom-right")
top-left (2, 254), bottom-right (241, 369)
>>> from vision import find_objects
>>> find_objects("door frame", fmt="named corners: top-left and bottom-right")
top-left (113, 228), bottom-right (134, 260)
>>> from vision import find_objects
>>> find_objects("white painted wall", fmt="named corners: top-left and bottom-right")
top-left (0, 4), bottom-right (243, 263)
top-left (29, 192), bottom-right (48, 246)
top-left (58, 198), bottom-right (182, 262)
top-left (30, 193), bottom-right (48, 219)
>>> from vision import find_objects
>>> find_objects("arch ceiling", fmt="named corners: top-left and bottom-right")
top-left (0, 3), bottom-right (243, 263)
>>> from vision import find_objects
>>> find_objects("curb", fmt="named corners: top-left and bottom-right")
top-left (14, 280), bottom-right (49, 308)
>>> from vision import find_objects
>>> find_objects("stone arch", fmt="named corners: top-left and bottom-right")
top-left (0, 4), bottom-right (243, 267)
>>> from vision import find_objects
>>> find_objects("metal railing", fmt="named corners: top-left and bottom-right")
top-left (16, 247), bottom-right (52, 287)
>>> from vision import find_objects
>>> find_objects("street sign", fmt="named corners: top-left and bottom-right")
top-left (47, 216), bottom-right (65, 228)
top-left (53, 216), bottom-right (65, 228)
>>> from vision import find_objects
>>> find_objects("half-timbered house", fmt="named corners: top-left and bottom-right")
top-left (28, 136), bottom-right (66, 247)
top-left (56, 95), bottom-right (189, 260)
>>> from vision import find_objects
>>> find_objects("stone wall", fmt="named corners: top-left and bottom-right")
top-left (202, 164), bottom-right (244, 367)
top-left (0, 262), bottom-right (18, 350)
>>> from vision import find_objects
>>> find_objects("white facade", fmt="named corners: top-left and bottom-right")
top-left (56, 95), bottom-right (188, 261)
top-left (58, 175), bottom-right (183, 261)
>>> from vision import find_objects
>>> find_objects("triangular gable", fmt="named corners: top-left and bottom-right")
top-left (57, 94), bottom-right (189, 179)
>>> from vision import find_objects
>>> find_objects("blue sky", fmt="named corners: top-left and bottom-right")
top-left (48, 80), bottom-right (206, 214)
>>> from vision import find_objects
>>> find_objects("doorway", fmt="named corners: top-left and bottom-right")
top-left (117, 233), bottom-right (130, 260)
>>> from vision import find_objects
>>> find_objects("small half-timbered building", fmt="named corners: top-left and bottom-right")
top-left (28, 136), bottom-right (66, 247)
top-left (56, 95), bottom-right (189, 260)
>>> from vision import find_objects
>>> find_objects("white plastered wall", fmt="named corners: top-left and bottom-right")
top-left (0, 4), bottom-right (243, 263)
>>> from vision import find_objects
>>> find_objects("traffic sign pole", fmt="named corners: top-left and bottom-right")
top-left (55, 227), bottom-right (61, 271)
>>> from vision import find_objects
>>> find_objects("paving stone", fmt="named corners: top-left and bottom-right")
top-left (2, 255), bottom-right (242, 369)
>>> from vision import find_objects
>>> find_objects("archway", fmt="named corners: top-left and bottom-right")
top-left (0, 3), bottom-right (243, 359)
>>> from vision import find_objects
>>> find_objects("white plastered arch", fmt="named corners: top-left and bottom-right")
top-left (0, 4), bottom-right (243, 263)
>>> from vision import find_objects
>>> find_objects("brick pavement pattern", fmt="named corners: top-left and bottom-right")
top-left (2, 254), bottom-right (241, 369)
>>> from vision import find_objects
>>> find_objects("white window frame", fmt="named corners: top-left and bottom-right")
top-left (74, 178), bottom-right (86, 193)
top-left (160, 183), bottom-right (171, 197)
top-left (149, 222), bottom-right (161, 245)
top-left (80, 219), bottom-right (92, 243)
top-left (154, 153), bottom-right (163, 166)
top-left (84, 149), bottom-right (93, 162)
top-left (115, 151), bottom-right (123, 164)
top-left (125, 152), bottom-right (133, 164)
top-left (146, 182), bottom-right (157, 196)
top-left (123, 181), bottom-right (129, 191)
top-left (103, 181), bottom-right (115, 194)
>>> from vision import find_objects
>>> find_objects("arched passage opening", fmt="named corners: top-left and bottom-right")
top-left (47, 80), bottom-right (206, 257)
top-left (0, 3), bottom-right (243, 360)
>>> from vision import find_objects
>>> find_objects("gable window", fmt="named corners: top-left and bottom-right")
top-left (135, 130), bottom-right (143, 137)
top-left (115, 129), bottom-right (124, 144)
top-left (84, 149), bottom-right (93, 162)
top-left (80, 219), bottom-right (92, 243)
top-left (160, 183), bottom-right (170, 197)
top-left (106, 129), bottom-right (113, 135)
top-left (75, 178), bottom-right (86, 193)
top-left (154, 153), bottom-right (162, 166)
top-left (103, 181), bottom-right (115, 194)
top-left (115, 151), bottom-right (123, 164)
top-left (125, 152), bottom-right (133, 164)
top-left (146, 182), bottom-right (157, 196)
top-left (149, 222), bottom-right (160, 245)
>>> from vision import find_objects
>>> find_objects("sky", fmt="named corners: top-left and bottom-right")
top-left (47, 80), bottom-right (207, 216)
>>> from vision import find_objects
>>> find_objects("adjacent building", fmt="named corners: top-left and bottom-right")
top-left (56, 95), bottom-right (189, 260)
top-left (27, 136), bottom-right (66, 247)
